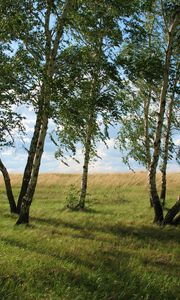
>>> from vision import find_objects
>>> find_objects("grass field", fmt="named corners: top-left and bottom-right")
top-left (0, 173), bottom-right (180, 300)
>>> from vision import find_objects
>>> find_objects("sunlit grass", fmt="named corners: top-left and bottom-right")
top-left (0, 173), bottom-right (180, 300)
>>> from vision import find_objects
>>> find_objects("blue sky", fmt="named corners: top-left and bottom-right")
top-left (1, 16), bottom-right (179, 174)
top-left (1, 105), bottom-right (180, 173)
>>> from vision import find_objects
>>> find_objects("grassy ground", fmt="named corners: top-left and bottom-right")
top-left (0, 173), bottom-right (180, 300)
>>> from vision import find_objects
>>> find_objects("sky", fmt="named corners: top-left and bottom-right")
top-left (1, 105), bottom-right (180, 174)
top-left (1, 12), bottom-right (179, 175)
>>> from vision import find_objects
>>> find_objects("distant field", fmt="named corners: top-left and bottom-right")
top-left (0, 173), bottom-right (180, 300)
top-left (1, 171), bottom-right (180, 186)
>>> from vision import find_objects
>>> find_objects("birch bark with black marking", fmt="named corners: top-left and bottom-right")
top-left (16, 115), bottom-right (48, 224)
top-left (160, 65), bottom-right (179, 205)
top-left (149, 12), bottom-right (179, 223)
top-left (143, 90), bottom-right (153, 207)
top-left (78, 115), bottom-right (93, 209)
top-left (17, 109), bottom-right (42, 213)
top-left (0, 158), bottom-right (17, 213)
top-left (16, 0), bottom-right (77, 224)
top-left (163, 196), bottom-right (180, 225)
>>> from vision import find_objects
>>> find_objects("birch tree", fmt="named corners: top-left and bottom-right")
top-left (116, 2), bottom-right (163, 206)
top-left (1, 0), bottom-right (79, 224)
top-left (51, 0), bottom-right (136, 209)
top-left (149, 2), bottom-right (179, 223)
top-left (52, 43), bottom-right (121, 209)
top-left (160, 62), bottom-right (179, 205)
top-left (116, 0), bottom-right (180, 223)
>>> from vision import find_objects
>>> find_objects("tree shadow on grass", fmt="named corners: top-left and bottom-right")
top-left (3, 212), bottom-right (18, 220)
top-left (106, 223), bottom-right (180, 244)
top-left (32, 216), bottom-right (83, 230)
top-left (30, 215), bottom-right (180, 245)
top-left (2, 211), bottom-right (180, 249)
top-left (0, 236), bottom-right (179, 300)
top-left (66, 207), bottom-right (100, 214)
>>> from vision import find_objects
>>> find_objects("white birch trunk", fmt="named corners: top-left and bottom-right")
top-left (149, 12), bottom-right (179, 223)
top-left (0, 159), bottom-right (17, 213)
top-left (16, 0), bottom-right (77, 224)
top-left (16, 115), bottom-right (48, 224)
top-left (78, 115), bottom-right (93, 209)
top-left (160, 65), bottom-right (179, 205)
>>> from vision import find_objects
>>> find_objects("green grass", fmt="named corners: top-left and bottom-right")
top-left (0, 173), bottom-right (180, 300)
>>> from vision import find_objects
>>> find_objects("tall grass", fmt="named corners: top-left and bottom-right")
top-left (0, 173), bottom-right (179, 300)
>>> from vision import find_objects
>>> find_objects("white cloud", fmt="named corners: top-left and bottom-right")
top-left (1, 148), bottom-right (14, 156)
top-left (167, 164), bottom-right (180, 172)
top-left (1, 106), bottom-right (179, 173)
top-left (28, 106), bottom-right (34, 112)
top-left (22, 137), bottom-right (31, 144)
top-left (174, 138), bottom-right (180, 146)
top-left (22, 119), bottom-right (35, 133)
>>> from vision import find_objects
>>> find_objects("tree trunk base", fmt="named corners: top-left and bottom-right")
top-left (17, 181), bottom-right (30, 214)
top-left (153, 199), bottom-right (164, 224)
top-left (16, 211), bottom-right (29, 225)
top-left (163, 196), bottom-right (180, 225)
top-left (16, 199), bottom-right (23, 215)
top-left (67, 203), bottom-right (85, 211)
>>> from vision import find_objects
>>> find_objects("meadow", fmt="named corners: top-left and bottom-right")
top-left (0, 172), bottom-right (180, 300)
